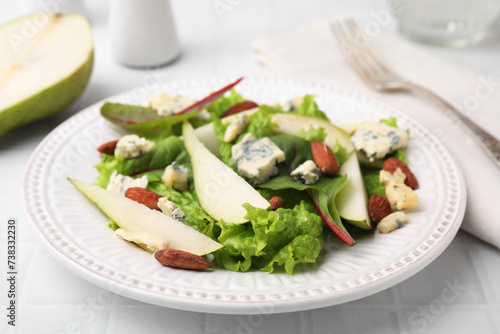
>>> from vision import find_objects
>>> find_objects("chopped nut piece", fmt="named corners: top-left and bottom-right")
top-left (154, 249), bottom-right (212, 270)
top-left (368, 195), bottom-right (392, 223)
top-left (269, 196), bottom-right (285, 210)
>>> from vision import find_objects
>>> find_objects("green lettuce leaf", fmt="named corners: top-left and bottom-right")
top-left (292, 95), bottom-right (328, 120)
top-left (259, 174), bottom-right (354, 246)
top-left (393, 149), bottom-right (408, 164)
top-left (362, 168), bottom-right (386, 198)
top-left (147, 179), bottom-right (217, 236)
top-left (296, 125), bottom-right (327, 142)
top-left (206, 89), bottom-right (245, 117)
top-left (94, 135), bottom-right (189, 188)
top-left (212, 201), bottom-right (323, 274)
top-left (210, 113), bottom-right (236, 170)
top-left (258, 104), bottom-right (285, 114)
top-left (332, 140), bottom-right (349, 167)
top-left (269, 134), bottom-right (313, 172)
top-left (246, 108), bottom-right (278, 138)
top-left (380, 116), bottom-right (398, 128)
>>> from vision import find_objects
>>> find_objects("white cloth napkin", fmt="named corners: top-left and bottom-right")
top-left (253, 20), bottom-right (500, 249)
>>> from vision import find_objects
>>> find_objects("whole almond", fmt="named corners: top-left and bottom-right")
top-left (382, 158), bottom-right (419, 189)
top-left (269, 196), bottom-right (285, 210)
top-left (154, 249), bottom-right (212, 270)
top-left (221, 100), bottom-right (259, 118)
top-left (311, 141), bottom-right (339, 176)
top-left (125, 187), bottom-right (162, 211)
top-left (368, 195), bottom-right (392, 223)
top-left (97, 140), bottom-right (118, 155)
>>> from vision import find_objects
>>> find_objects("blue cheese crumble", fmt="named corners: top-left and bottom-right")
top-left (158, 197), bottom-right (185, 221)
top-left (115, 229), bottom-right (168, 253)
top-left (106, 171), bottom-right (148, 195)
top-left (115, 134), bottom-right (155, 159)
top-left (279, 96), bottom-right (304, 112)
top-left (224, 114), bottom-right (250, 143)
top-left (350, 122), bottom-right (408, 161)
top-left (291, 160), bottom-right (321, 185)
top-left (380, 169), bottom-right (418, 210)
top-left (377, 211), bottom-right (407, 234)
top-left (161, 162), bottom-right (188, 192)
top-left (231, 133), bottom-right (285, 184)
top-left (148, 93), bottom-right (195, 117)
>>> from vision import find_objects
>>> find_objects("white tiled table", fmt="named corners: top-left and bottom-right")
top-left (1, 1), bottom-right (500, 333)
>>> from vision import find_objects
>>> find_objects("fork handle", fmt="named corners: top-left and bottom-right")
top-left (405, 82), bottom-right (500, 169)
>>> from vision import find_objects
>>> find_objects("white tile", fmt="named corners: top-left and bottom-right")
top-left (404, 307), bottom-right (497, 334)
top-left (475, 243), bottom-right (500, 302)
top-left (20, 248), bottom-right (114, 306)
top-left (311, 307), bottom-right (401, 334)
top-left (108, 305), bottom-right (202, 334)
top-left (17, 305), bottom-right (109, 334)
top-left (208, 311), bottom-right (301, 334)
top-left (396, 248), bottom-right (487, 305)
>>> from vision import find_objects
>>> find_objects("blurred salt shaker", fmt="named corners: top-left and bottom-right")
top-left (109, 0), bottom-right (181, 67)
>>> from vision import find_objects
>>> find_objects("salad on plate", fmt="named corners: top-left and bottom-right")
top-left (69, 78), bottom-right (420, 275)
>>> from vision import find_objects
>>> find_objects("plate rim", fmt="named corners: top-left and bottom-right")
top-left (23, 75), bottom-right (467, 314)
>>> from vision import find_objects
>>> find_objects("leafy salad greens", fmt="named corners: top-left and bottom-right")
top-left (90, 83), bottom-right (414, 275)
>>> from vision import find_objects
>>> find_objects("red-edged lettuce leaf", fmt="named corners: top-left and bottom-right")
top-left (264, 135), bottom-right (355, 246)
top-left (259, 174), bottom-right (355, 246)
top-left (100, 103), bottom-right (202, 137)
top-left (175, 77), bottom-right (244, 115)
top-left (100, 78), bottom-right (244, 136)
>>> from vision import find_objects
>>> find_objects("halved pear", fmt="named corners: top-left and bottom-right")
top-left (68, 178), bottom-right (222, 255)
top-left (271, 113), bottom-right (354, 154)
top-left (0, 13), bottom-right (93, 136)
top-left (183, 121), bottom-right (269, 224)
top-left (335, 153), bottom-right (372, 229)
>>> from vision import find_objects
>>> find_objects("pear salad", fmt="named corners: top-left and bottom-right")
top-left (70, 78), bottom-right (419, 275)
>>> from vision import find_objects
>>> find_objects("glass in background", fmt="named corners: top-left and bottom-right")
top-left (389, 0), bottom-right (500, 47)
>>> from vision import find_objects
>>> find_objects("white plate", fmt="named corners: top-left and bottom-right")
top-left (23, 76), bottom-right (466, 314)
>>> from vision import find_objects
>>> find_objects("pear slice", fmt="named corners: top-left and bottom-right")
top-left (0, 13), bottom-right (93, 136)
top-left (183, 122), bottom-right (269, 224)
top-left (68, 178), bottom-right (222, 255)
top-left (271, 113), bottom-right (354, 154)
top-left (335, 153), bottom-right (372, 230)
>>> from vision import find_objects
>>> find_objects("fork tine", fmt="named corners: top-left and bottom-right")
top-left (331, 19), bottom-right (379, 87)
top-left (343, 18), bottom-right (391, 76)
top-left (331, 20), bottom-right (371, 84)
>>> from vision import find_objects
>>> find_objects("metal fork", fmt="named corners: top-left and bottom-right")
top-left (332, 18), bottom-right (500, 169)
